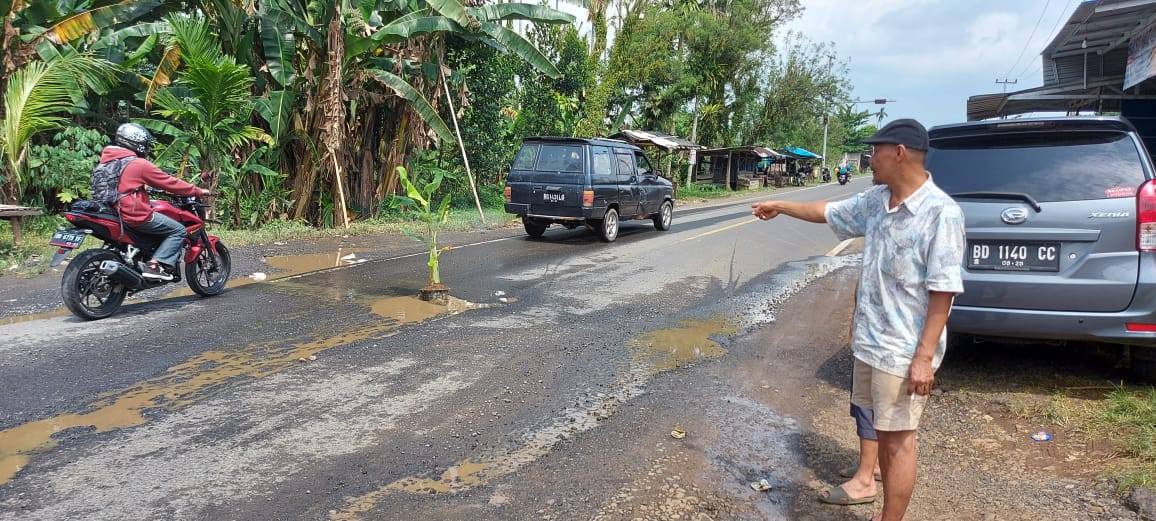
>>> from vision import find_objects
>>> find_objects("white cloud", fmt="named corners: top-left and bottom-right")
top-left (779, 0), bottom-right (1078, 127)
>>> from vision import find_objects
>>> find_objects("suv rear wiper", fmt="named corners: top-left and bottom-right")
top-left (949, 191), bottom-right (1042, 212)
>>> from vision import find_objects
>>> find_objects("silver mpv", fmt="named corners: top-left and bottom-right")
top-left (926, 117), bottom-right (1156, 377)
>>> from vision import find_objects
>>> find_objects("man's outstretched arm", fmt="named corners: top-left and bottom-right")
top-left (751, 200), bottom-right (829, 223)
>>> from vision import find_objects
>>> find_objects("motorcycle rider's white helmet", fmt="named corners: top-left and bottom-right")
top-left (114, 122), bottom-right (156, 157)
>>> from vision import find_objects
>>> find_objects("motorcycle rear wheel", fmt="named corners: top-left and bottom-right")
top-left (61, 249), bottom-right (127, 320)
top-left (186, 241), bottom-right (231, 296)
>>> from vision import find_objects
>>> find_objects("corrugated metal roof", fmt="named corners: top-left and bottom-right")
top-left (967, 0), bottom-right (1156, 120)
top-left (606, 130), bottom-right (702, 151)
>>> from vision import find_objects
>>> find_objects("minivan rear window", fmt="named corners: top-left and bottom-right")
top-left (927, 131), bottom-right (1146, 202)
top-left (535, 144), bottom-right (584, 172)
top-left (513, 144), bottom-right (538, 169)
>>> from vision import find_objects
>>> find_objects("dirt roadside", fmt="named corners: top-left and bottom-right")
top-left (739, 261), bottom-right (1154, 521)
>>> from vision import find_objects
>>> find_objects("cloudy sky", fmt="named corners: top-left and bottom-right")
top-left (780, 0), bottom-right (1082, 128)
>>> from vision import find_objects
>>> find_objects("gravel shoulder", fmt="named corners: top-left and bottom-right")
top-left (744, 258), bottom-right (1147, 521)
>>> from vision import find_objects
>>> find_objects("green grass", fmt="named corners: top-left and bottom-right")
top-left (1004, 384), bottom-right (1156, 494)
top-left (1090, 386), bottom-right (1156, 492)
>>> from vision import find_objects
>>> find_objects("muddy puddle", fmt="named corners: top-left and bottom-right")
top-left (332, 316), bottom-right (741, 519)
top-left (331, 255), bottom-right (861, 519)
top-left (0, 291), bottom-right (488, 487)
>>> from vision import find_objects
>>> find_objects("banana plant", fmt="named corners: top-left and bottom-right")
top-left (256, 0), bottom-right (574, 224)
top-left (393, 161), bottom-right (454, 300)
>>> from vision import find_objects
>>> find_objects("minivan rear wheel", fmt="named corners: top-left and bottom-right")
top-left (653, 200), bottom-right (672, 231)
top-left (1130, 345), bottom-right (1156, 383)
top-left (523, 218), bottom-right (548, 238)
top-left (595, 208), bottom-right (619, 242)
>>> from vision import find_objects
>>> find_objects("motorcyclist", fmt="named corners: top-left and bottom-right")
top-left (94, 123), bottom-right (209, 281)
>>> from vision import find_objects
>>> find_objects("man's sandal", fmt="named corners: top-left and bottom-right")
top-left (818, 484), bottom-right (876, 505)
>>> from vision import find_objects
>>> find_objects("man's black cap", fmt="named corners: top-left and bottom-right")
top-left (863, 118), bottom-right (929, 151)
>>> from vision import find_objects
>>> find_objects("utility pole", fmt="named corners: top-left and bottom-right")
top-left (995, 78), bottom-right (1017, 93)
top-left (820, 54), bottom-right (835, 172)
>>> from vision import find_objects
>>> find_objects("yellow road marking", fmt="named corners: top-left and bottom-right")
top-left (679, 218), bottom-right (761, 242)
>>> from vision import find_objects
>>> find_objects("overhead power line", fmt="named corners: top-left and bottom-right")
top-left (1017, 0), bottom-right (1074, 81)
top-left (1004, 0), bottom-right (1051, 79)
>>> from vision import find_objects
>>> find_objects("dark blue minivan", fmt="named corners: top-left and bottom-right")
top-left (504, 137), bottom-right (674, 242)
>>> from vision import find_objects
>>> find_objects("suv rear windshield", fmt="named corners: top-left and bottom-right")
top-left (928, 131), bottom-right (1147, 202)
top-left (514, 143), bottom-right (584, 172)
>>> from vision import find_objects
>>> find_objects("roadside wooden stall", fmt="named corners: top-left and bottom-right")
top-left (0, 205), bottom-right (43, 246)
top-left (694, 146), bottom-right (781, 189)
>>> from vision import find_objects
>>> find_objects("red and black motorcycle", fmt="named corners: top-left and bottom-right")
top-left (48, 192), bottom-right (231, 320)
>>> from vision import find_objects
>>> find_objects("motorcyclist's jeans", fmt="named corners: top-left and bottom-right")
top-left (133, 212), bottom-right (186, 268)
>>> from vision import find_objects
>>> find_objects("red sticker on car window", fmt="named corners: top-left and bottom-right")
top-left (1105, 186), bottom-right (1135, 198)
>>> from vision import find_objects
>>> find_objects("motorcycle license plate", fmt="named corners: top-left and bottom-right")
top-left (49, 229), bottom-right (86, 249)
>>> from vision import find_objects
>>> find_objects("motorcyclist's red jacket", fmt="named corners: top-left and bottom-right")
top-left (99, 146), bottom-right (201, 226)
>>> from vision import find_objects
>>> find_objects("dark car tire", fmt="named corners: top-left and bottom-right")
top-left (523, 218), bottom-right (548, 238)
top-left (653, 200), bottom-right (673, 231)
top-left (595, 208), bottom-right (619, 242)
top-left (1130, 346), bottom-right (1156, 383)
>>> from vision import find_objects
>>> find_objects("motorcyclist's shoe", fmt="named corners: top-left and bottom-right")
top-left (142, 263), bottom-right (174, 281)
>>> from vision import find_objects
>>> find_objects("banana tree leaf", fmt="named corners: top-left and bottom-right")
top-left (145, 43), bottom-right (182, 109)
top-left (357, 0), bottom-right (378, 21)
top-left (470, 4), bottom-right (574, 24)
top-left (367, 69), bottom-right (454, 144)
top-left (423, 0), bottom-right (477, 30)
top-left (91, 21), bottom-right (170, 51)
top-left (369, 14), bottom-right (461, 44)
top-left (478, 22), bottom-right (559, 79)
top-left (0, 0), bottom-right (11, 18)
top-left (265, 8), bottom-right (323, 48)
top-left (259, 15), bottom-right (296, 86)
top-left (37, 0), bottom-right (164, 46)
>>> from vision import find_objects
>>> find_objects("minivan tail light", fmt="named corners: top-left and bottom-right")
top-left (1126, 323), bottom-right (1156, 333)
top-left (582, 190), bottom-right (594, 207)
top-left (504, 186), bottom-right (511, 202)
top-left (1138, 181), bottom-right (1156, 251)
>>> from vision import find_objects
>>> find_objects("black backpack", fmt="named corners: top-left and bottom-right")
top-left (90, 156), bottom-right (137, 203)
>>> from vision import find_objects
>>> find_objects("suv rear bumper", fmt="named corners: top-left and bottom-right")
top-left (505, 203), bottom-right (606, 221)
top-left (949, 306), bottom-right (1156, 347)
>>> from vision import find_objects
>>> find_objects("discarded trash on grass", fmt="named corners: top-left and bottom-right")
top-left (670, 427), bottom-right (687, 439)
top-left (1030, 431), bottom-right (1052, 442)
top-left (749, 478), bottom-right (772, 492)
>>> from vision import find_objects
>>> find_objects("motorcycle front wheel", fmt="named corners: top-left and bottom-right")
top-left (186, 241), bottom-right (232, 296)
top-left (61, 249), bottom-right (128, 320)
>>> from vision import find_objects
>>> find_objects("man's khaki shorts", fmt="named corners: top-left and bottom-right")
top-left (850, 358), bottom-right (928, 432)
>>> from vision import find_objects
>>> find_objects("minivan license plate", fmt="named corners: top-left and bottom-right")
top-left (967, 240), bottom-right (1060, 272)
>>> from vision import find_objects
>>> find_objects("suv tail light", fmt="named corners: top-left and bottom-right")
top-left (504, 186), bottom-right (511, 203)
top-left (582, 190), bottom-right (594, 207)
top-left (1139, 181), bottom-right (1156, 252)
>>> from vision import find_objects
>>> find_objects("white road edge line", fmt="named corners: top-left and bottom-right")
top-left (825, 238), bottom-right (855, 257)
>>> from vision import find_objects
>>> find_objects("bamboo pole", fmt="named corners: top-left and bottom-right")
top-left (440, 59), bottom-right (485, 224)
top-left (331, 152), bottom-right (349, 228)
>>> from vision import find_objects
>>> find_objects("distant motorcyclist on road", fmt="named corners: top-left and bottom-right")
top-left (92, 123), bottom-right (209, 281)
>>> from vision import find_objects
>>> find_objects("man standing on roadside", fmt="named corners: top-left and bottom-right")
top-left (750, 118), bottom-right (965, 521)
